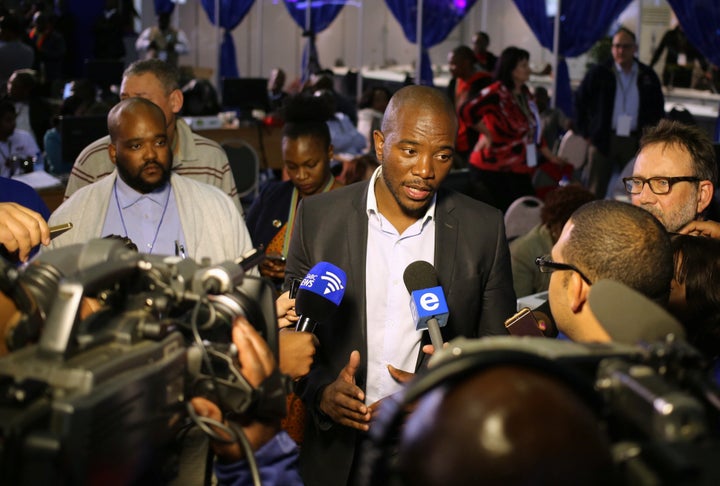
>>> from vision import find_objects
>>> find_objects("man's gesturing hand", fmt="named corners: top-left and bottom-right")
top-left (319, 350), bottom-right (371, 431)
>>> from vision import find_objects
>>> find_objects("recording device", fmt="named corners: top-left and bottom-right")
top-left (0, 239), bottom-right (286, 485)
top-left (294, 261), bottom-right (347, 333)
top-left (49, 222), bottom-right (73, 239)
top-left (6, 155), bottom-right (35, 176)
top-left (403, 261), bottom-right (449, 351)
top-left (504, 307), bottom-right (545, 337)
top-left (361, 336), bottom-right (720, 486)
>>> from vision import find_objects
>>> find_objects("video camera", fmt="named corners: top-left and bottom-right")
top-left (364, 336), bottom-right (720, 486)
top-left (0, 239), bottom-right (287, 485)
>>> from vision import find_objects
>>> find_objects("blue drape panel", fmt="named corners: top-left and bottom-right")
top-left (201, 0), bottom-right (256, 79)
top-left (385, 0), bottom-right (477, 86)
top-left (154, 0), bottom-right (175, 15)
top-left (666, 0), bottom-right (720, 141)
top-left (283, 0), bottom-right (346, 81)
top-left (513, 0), bottom-right (632, 118)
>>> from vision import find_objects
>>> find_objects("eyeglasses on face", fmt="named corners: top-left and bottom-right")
top-left (622, 176), bottom-right (700, 195)
top-left (612, 43), bottom-right (635, 50)
top-left (535, 255), bottom-right (592, 285)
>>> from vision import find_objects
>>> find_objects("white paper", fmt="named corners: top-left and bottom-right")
top-left (616, 114), bottom-right (632, 137)
top-left (526, 143), bottom-right (538, 168)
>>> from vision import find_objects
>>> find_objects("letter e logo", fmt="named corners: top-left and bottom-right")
top-left (420, 292), bottom-right (440, 312)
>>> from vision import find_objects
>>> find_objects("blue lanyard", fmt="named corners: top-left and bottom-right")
top-left (113, 180), bottom-right (171, 254)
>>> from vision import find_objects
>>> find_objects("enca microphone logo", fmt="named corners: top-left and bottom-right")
top-left (418, 291), bottom-right (441, 311)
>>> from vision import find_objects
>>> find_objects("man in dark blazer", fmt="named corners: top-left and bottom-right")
top-left (284, 85), bottom-right (516, 486)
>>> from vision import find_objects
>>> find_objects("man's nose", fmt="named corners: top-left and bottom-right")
top-left (412, 154), bottom-right (434, 179)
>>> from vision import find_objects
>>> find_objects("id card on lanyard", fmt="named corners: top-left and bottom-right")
top-left (525, 143), bottom-right (538, 168)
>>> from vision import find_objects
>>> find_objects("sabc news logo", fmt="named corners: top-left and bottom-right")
top-left (301, 270), bottom-right (345, 295)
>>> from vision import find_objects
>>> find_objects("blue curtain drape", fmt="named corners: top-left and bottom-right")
top-left (385, 0), bottom-right (477, 86)
top-left (283, 0), bottom-right (346, 81)
top-left (665, 0), bottom-right (720, 141)
top-left (154, 0), bottom-right (175, 15)
top-left (513, 0), bottom-right (632, 118)
top-left (666, 0), bottom-right (720, 66)
top-left (201, 0), bottom-right (256, 79)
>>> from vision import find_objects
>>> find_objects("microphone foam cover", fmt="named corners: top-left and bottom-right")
top-left (403, 260), bottom-right (438, 293)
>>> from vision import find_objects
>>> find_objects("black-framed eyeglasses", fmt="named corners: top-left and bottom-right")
top-left (535, 255), bottom-right (592, 285)
top-left (622, 176), bottom-right (700, 195)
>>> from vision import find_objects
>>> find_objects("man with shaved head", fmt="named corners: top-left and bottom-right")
top-left (285, 85), bottom-right (516, 485)
top-left (48, 97), bottom-right (253, 264)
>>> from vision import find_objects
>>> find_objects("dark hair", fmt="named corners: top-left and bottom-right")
top-left (494, 46), bottom-right (530, 90)
top-left (541, 185), bottom-right (596, 242)
top-left (670, 234), bottom-right (720, 357)
top-left (123, 59), bottom-right (180, 93)
top-left (640, 119), bottom-right (718, 186)
top-left (475, 31), bottom-right (490, 44)
top-left (563, 200), bottom-right (672, 303)
top-left (613, 26), bottom-right (636, 44)
top-left (358, 85), bottom-right (391, 110)
top-left (281, 93), bottom-right (331, 150)
top-left (0, 98), bottom-right (15, 118)
top-left (451, 45), bottom-right (476, 64)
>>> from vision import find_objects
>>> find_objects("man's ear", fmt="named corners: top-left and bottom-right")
top-left (373, 130), bottom-right (384, 162)
top-left (568, 272), bottom-right (590, 314)
top-left (108, 143), bottom-right (117, 166)
top-left (169, 89), bottom-right (183, 115)
top-left (697, 180), bottom-right (714, 215)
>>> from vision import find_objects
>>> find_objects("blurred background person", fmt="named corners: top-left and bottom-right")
top-left (446, 45), bottom-right (492, 165)
top-left (0, 99), bottom-right (42, 177)
top-left (649, 24), bottom-right (708, 89)
top-left (534, 86), bottom-right (571, 154)
top-left (461, 46), bottom-right (565, 212)
top-left (27, 10), bottom-right (66, 96)
top-left (135, 12), bottom-right (189, 68)
top-left (510, 185), bottom-right (595, 298)
top-left (472, 30), bottom-right (497, 73)
top-left (268, 67), bottom-right (289, 114)
top-left (356, 84), bottom-right (391, 156)
top-left (0, 14), bottom-right (34, 95)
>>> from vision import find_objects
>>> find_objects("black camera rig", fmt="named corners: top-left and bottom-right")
top-left (0, 239), bottom-right (287, 485)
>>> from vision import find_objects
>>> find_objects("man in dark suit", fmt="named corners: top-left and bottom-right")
top-left (285, 85), bottom-right (516, 486)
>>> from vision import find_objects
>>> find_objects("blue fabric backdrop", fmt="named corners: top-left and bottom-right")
top-left (513, 0), bottom-right (632, 119)
top-left (385, 0), bottom-right (477, 86)
top-left (154, 0), bottom-right (176, 15)
top-left (201, 0), bottom-right (256, 79)
top-left (283, 0), bottom-right (347, 81)
top-left (666, 0), bottom-right (720, 140)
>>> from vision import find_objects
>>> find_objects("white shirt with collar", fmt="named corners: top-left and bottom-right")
top-left (364, 166), bottom-right (436, 405)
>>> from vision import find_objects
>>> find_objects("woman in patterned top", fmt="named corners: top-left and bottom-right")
top-left (461, 46), bottom-right (565, 212)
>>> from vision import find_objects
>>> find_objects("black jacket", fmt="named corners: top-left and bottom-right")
top-left (574, 59), bottom-right (664, 155)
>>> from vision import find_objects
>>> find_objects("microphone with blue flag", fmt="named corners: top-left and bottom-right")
top-left (294, 262), bottom-right (347, 333)
top-left (403, 260), bottom-right (449, 351)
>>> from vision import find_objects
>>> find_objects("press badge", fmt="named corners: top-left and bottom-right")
top-left (616, 114), bottom-right (632, 137)
top-left (526, 143), bottom-right (538, 168)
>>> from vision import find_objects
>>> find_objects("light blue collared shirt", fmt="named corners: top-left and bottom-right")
top-left (102, 175), bottom-right (186, 256)
top-left (612, 60), bottom-right (640, 132)
top-left (364, 166), bottom-right (436, 404)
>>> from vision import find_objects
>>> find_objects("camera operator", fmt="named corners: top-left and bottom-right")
top-left (190, 317), bottom-right (303, 486)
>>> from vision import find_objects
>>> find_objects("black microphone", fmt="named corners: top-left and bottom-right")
top-left (588, 279), bottom-right (685, 344)
top-left (403, 261), bottom-right (449, 352)
top-left (294, 262), bottom-right (347, 333)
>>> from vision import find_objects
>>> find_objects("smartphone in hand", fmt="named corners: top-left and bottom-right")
top-left (504, 307), bottom-right (545, 337)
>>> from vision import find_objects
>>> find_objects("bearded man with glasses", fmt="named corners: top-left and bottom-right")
top-left (627, 119), bottom-right (717, 233)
